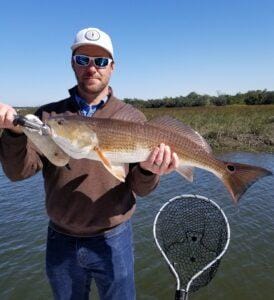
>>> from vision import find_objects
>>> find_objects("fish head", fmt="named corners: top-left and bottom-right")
top-left (46, 116), bottom-right (99, 158)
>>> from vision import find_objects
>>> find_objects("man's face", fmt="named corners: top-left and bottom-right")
top-left (72, 45), bottom-right (114, 95)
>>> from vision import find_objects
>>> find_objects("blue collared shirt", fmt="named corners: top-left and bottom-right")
top-left (75, 94), bottom-right (108, 117)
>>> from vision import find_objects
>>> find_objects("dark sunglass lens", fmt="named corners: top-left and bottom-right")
top-left (94, 58), bottom-right (109, 67)
top-left (75, 55), bottom-right (90, 66)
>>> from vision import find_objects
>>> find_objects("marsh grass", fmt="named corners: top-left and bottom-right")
top-left (142, 105), bottom-right (274, 153)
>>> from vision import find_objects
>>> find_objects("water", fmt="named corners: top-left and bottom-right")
top-left (0, 152), bottom-right (274, 300)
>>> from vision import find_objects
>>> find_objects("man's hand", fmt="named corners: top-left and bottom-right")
top-left (0, 103), bottom-right (23, 134)
top-left (140, 143), bottom-right (179, 175)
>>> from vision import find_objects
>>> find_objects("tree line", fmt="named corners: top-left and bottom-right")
top-left (123, 89), bottom-right (274, 108)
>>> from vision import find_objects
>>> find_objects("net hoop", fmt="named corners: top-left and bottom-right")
top-left (153, 194), bottom-right (231, 293)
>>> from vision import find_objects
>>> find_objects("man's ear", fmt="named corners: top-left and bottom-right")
top-left (111, 61), bottom-right (115, 72)
top-left (71, 57), bottom-right (75, 70)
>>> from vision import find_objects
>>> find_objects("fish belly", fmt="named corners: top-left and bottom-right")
top-left (101, 149), bottom-right (151, 163)
top-left (52, 134), bottom-right (151, 163)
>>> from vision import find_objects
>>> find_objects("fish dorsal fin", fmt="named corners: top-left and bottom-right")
top-left (148, 116), bottom-right (212, 154)
top-left (111, 104), bottom-right (146, 123)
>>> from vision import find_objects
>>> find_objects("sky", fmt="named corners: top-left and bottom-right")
top-left (1, 0), bottom-right (274, 106)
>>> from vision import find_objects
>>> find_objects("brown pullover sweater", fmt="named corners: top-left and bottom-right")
top-left (0, 87), bottom-right (160, 236)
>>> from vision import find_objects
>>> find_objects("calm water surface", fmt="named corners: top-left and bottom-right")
top-left (0, 152), bottom-right (273, 300)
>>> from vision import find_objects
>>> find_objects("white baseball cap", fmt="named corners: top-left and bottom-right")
top-left (71, 27), bottom-right (114, 58)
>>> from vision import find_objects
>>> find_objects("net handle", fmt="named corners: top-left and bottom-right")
top-left (175, 289), bottom-right (189, 300)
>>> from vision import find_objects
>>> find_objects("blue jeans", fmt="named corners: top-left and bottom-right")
top-left (46, 220), bottom-right (135, 300)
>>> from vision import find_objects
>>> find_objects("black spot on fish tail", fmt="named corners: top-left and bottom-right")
top-left (226, 164), bottom-right (235, 172)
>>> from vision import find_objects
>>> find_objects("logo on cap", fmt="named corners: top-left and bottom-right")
top-left (85, 30), bottom-right (100, 41)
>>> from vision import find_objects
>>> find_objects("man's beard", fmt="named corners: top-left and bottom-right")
top-left (79, 81), bottom-right (105, 95)
top-left (76, 74), bottom-right (108, 96)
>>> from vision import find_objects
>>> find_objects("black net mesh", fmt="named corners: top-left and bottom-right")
top-left (155, 196), bottom-right (229, 293)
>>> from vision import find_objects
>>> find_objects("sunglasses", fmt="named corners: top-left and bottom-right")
top-left (73, 55), bottom-right (113, 68)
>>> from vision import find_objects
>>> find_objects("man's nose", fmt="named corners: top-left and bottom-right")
top-left (86, 63), bottom-right (97, 73)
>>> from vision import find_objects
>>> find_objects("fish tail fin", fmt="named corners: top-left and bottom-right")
top-left (222, 161), bottom-right (272, 203)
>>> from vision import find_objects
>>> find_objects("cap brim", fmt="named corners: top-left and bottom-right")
top-left (71, 42), bottom-right (113, 59)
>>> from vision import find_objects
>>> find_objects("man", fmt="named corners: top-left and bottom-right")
top-left (0, 27), bottom-right (179, 300)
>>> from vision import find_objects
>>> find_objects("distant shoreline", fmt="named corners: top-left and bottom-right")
top-left (4, 105), bottom-right (274, 154)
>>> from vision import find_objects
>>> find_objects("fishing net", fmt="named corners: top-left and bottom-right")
top-left (154, 195), bottom-right (230, 293)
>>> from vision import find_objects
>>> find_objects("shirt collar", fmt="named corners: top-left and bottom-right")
top-left (74, 93), bottom-right (109, 117)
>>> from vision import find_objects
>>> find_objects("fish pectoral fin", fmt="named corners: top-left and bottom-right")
top-left (109, 163), bottom-right (127, 182)
top-left (94, 147), bottom-right (126, 182)
top-left (176, 164), bottom-right (194, 182)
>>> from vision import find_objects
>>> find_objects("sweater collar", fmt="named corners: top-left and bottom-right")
top-left (68, 86), bottom-right (113, 117)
